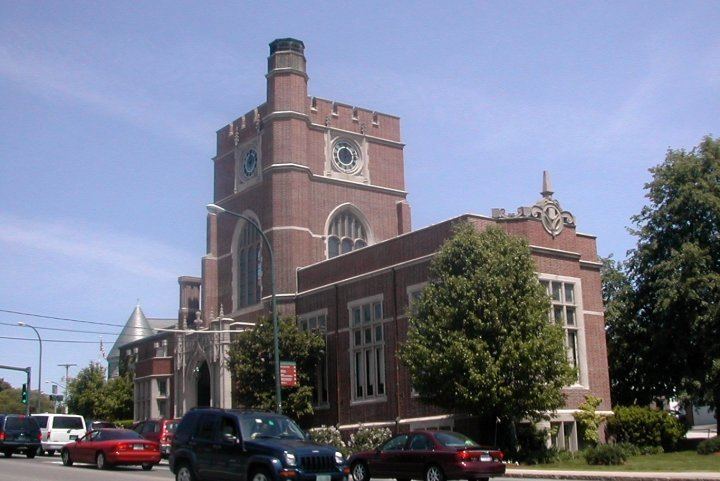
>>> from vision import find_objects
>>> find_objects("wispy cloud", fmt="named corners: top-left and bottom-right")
top-left (0, 213), bottom-right (197, 281)
top-left (0, 44), bottom-right (215, 151)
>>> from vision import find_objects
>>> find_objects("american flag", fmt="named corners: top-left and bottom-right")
top-left (99, 337), bottom-right (106, 359)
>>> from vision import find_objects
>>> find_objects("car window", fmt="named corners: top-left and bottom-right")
top-left (141, 422), bottom-right (156, 435)
top-left (175, 412), bottom-right (200, 438)
top-left (409, 434), bottom-right (433, 451)
top-left (5, 416), bottom-right (39, 431)
top-left (195, 414), bottom-right (216, 441)
top-left (434, 432), bottom-right (480, 448)
top-left (52, 416), bottom-right (84, 430)
top-left (382, 434), bottom-right (409, 451)
top-left (165, 420), bottom-right (179, 433)
top-left (220, 416), bottom-right (239, 441)
top-left (98, 430), bottom-right (143, 441)
top-left (87, 431), bottom-right (101, 441)
top-left (239, 413), bottom-right (305, 440)
top-left (33, 416), bottom-right (48, 429)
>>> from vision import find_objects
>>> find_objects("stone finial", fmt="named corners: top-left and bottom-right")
top-left (541, 170), bottom-right (554, 199)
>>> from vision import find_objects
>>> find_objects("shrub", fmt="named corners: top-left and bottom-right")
top-left (606, 406), bottom-right (687, 450)
top-left (574, 395), bottom-right (605, 447)
top-left (115, 419), bottom-right (134, 429)
top-left (309, 425), bottom-right (347, 455)
top-left (515, 423), bottom-right (558, 465)
top-left (348, 425), bottom-right (392, 455)
top-left (583, 444), bottom-right (627, 465)
top-left (614, 442), bottom-right (640, 458)
top-left (639, 445), bottom-right (664, 455)
top-left (697, 437), bottom-right (720, 455)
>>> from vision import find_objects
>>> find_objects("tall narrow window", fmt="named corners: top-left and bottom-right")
top-left (327, 209), bottom-right (369, 258)
top-left (349, 298), bottom-right (385, 401)
top-left (235, 220), bottom-right (262, 310)
top-left (541, 279), bottom-right (582, 383)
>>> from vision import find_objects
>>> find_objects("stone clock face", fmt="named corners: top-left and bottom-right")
top-left (332, 140), bottom-right (360, 173)
top-left (243, 149), bottom-right (258, 177)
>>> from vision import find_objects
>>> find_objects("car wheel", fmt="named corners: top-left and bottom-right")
top-left (176, 463), bottom-right (196, 481)
top-left (425, 465), bottom-right (445, 481)
top-left (351, 461), bottom-right (371, 481)
top-left (61, 449), bottom-right (73, 466)
top-left (96, 452), bottom-right (111, 470)
top-left (142, 463), bottom-right (154, 471)
top-left (46, 449), bottom-right (55, 456)
top-left (3, 450), bottom-right (12, 458)
top-left (250, 467), bottom-right (272, 481)
top-left (26, 447), bottom-right (36, 459)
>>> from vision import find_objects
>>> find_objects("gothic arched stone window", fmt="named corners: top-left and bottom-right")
top-left (327, 209), bottom-right (369, 258)
top-left (234, 219), bottom-right (262, 310)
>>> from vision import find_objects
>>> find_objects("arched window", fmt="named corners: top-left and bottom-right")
top-left (327, 210), bottom-right (369, 258)
top-left (234, 220), bottom-right (262, 309)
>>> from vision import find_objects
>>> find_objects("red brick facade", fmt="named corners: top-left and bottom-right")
top-left (170, 38), bottom-right (611, 448)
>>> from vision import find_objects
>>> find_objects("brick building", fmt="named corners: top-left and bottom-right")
top-left (120, 38), bottom-right (611, 451)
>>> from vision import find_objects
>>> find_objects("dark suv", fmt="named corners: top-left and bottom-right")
top-left (0, 414), bottom-right (42, 458)
top-left (170, 408), bottom-right (348, 481)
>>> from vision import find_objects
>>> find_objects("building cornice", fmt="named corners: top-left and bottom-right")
top-left (529, 245), bottom-right (582, 260)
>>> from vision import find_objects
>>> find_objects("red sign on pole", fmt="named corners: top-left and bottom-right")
top-left (280, 361), bottom-right (297, 388)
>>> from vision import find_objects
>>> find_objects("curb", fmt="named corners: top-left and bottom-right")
top-left (504, 470), bottom-right (720, 481)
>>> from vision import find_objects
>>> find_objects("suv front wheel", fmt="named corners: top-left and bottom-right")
top-left (176, 463), bottom-right (196, 481)
top-left (250, 467), bottom-right (272, 481)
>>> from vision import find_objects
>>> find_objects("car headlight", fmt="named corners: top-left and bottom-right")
top-left (335, 451), bottom-right (344, 464)
top-left (284, 452), bottom-right (297, 467)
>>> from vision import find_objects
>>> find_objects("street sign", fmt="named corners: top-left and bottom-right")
top-left (279, 361), bottom-right (297, 387)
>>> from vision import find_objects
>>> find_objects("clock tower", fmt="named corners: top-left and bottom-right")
top-left (201, 38), bottom-right (412, 323)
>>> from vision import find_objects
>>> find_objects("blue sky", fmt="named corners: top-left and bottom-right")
top-left (1, 1), bottom-right (718, 388)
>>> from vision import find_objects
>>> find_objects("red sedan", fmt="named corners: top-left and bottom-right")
top-left (349, 430), bottom-right (505, 481)
top-left (60, 428), bottom-right (161, 471)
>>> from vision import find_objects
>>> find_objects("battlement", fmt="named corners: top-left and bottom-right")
top-left (308, 96), bottom-right (401, 142)
top-left (215, 103), bottom-right (268, 156)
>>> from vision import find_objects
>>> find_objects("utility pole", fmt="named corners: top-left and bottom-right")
top-left (57, 363), bottom-right (76, 414)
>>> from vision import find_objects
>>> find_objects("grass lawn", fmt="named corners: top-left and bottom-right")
top-left (509, 450), bottom-right (720, 472)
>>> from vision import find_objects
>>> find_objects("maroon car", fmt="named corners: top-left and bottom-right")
top-left (131, 418), bottom-right (179, 458)
top-left (349, 430), bottom-right (505, 481)
top-left (60, 428), bottom-right (161, 471)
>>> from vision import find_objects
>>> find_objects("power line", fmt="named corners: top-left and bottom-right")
top-left (0, 335), bottom-right (102, 344)
top-left (0, 321), bottom-right (119, 336)
top-left (0, 308), bottom-right (156, 332)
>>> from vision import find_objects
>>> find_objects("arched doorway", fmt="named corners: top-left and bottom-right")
top-left (197, 361), bottom-right (211, 407)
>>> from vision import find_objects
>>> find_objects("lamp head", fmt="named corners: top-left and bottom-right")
top-left (206, 203), bottom-right (225, 215)
top-left (17, 321), bottom-right (26, 327)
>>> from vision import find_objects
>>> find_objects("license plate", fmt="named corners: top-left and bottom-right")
top-left (133, 444), bottom-right (144, 450)
top-left (480, 454), bottom-right (492, 462)
top-left (69, 435), bottom-right (77, 440)
top-left (316, 475), bottom-right (331, 481)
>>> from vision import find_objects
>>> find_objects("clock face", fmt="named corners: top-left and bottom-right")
top-left (243, 149), bottom-right (258, 177)
top-left (332, 141), bottom-right (360, 173)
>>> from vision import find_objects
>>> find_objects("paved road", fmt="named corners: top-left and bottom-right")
top-left (0, 455), bottom-right (572, 481)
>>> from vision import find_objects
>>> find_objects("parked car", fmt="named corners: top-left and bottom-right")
top-left (87, 420), bottom-right (118, 431)
top-left (31, 413), bottom-right (86, 455)
top-left (60, 428), bottom-right (161, 471)
top-left (131, 418), bottom-right (179, 458)
top-left (170, 408), bottom-right (349, 481)
top-left (0, 414), bottom-right (42, 458)
top-left (348, 430), bottom-right (505, 481)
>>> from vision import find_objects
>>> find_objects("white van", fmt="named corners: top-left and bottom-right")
top-left (31, 414), bottom-right (86, 455)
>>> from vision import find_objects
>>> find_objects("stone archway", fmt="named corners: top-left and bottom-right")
top-left (197, 360), bottom-right (211, 407)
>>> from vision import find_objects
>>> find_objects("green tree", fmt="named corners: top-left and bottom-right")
top-left (0, 386), bottom-right (54, 414)
top-left (601, 256), bottom-right (655, 406)
top-left (399, 223), bottom-right (575, 443)
top-left (0, 378), bottom-right (11, 392)
top-left (227, 316), bottom-right (325, 419)
top-left (67, 362), bottom-right (106, 418)
top-left (98, 373), bottom-right (134, 421)
top-left (627, 135), bottom-right (720, 431)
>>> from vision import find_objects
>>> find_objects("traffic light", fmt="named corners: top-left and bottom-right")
top-left (21, 383), bottom-right (28, 404)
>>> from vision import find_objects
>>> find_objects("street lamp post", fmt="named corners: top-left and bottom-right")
top-left (18, 322), bottom-right (42, 412)
top-left (206, 203), bottom-right (282, 414)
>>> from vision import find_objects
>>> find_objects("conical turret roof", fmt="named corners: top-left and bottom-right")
top-left (107, 304), bottom-right (153, 362)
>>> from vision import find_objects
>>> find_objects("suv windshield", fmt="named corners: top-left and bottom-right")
top-left (435, 432), bottom-right (480, 449)
top-left (239, 413), bottom-right (305, 440)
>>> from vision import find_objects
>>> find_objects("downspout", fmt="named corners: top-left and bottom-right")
top-left (335, 284), bottom-right (342, 426)
top-left (392, 267), bottom-right (401, 431)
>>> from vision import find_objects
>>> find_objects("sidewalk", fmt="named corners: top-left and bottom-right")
top-left (505, 468), bottom-right (720, 481)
